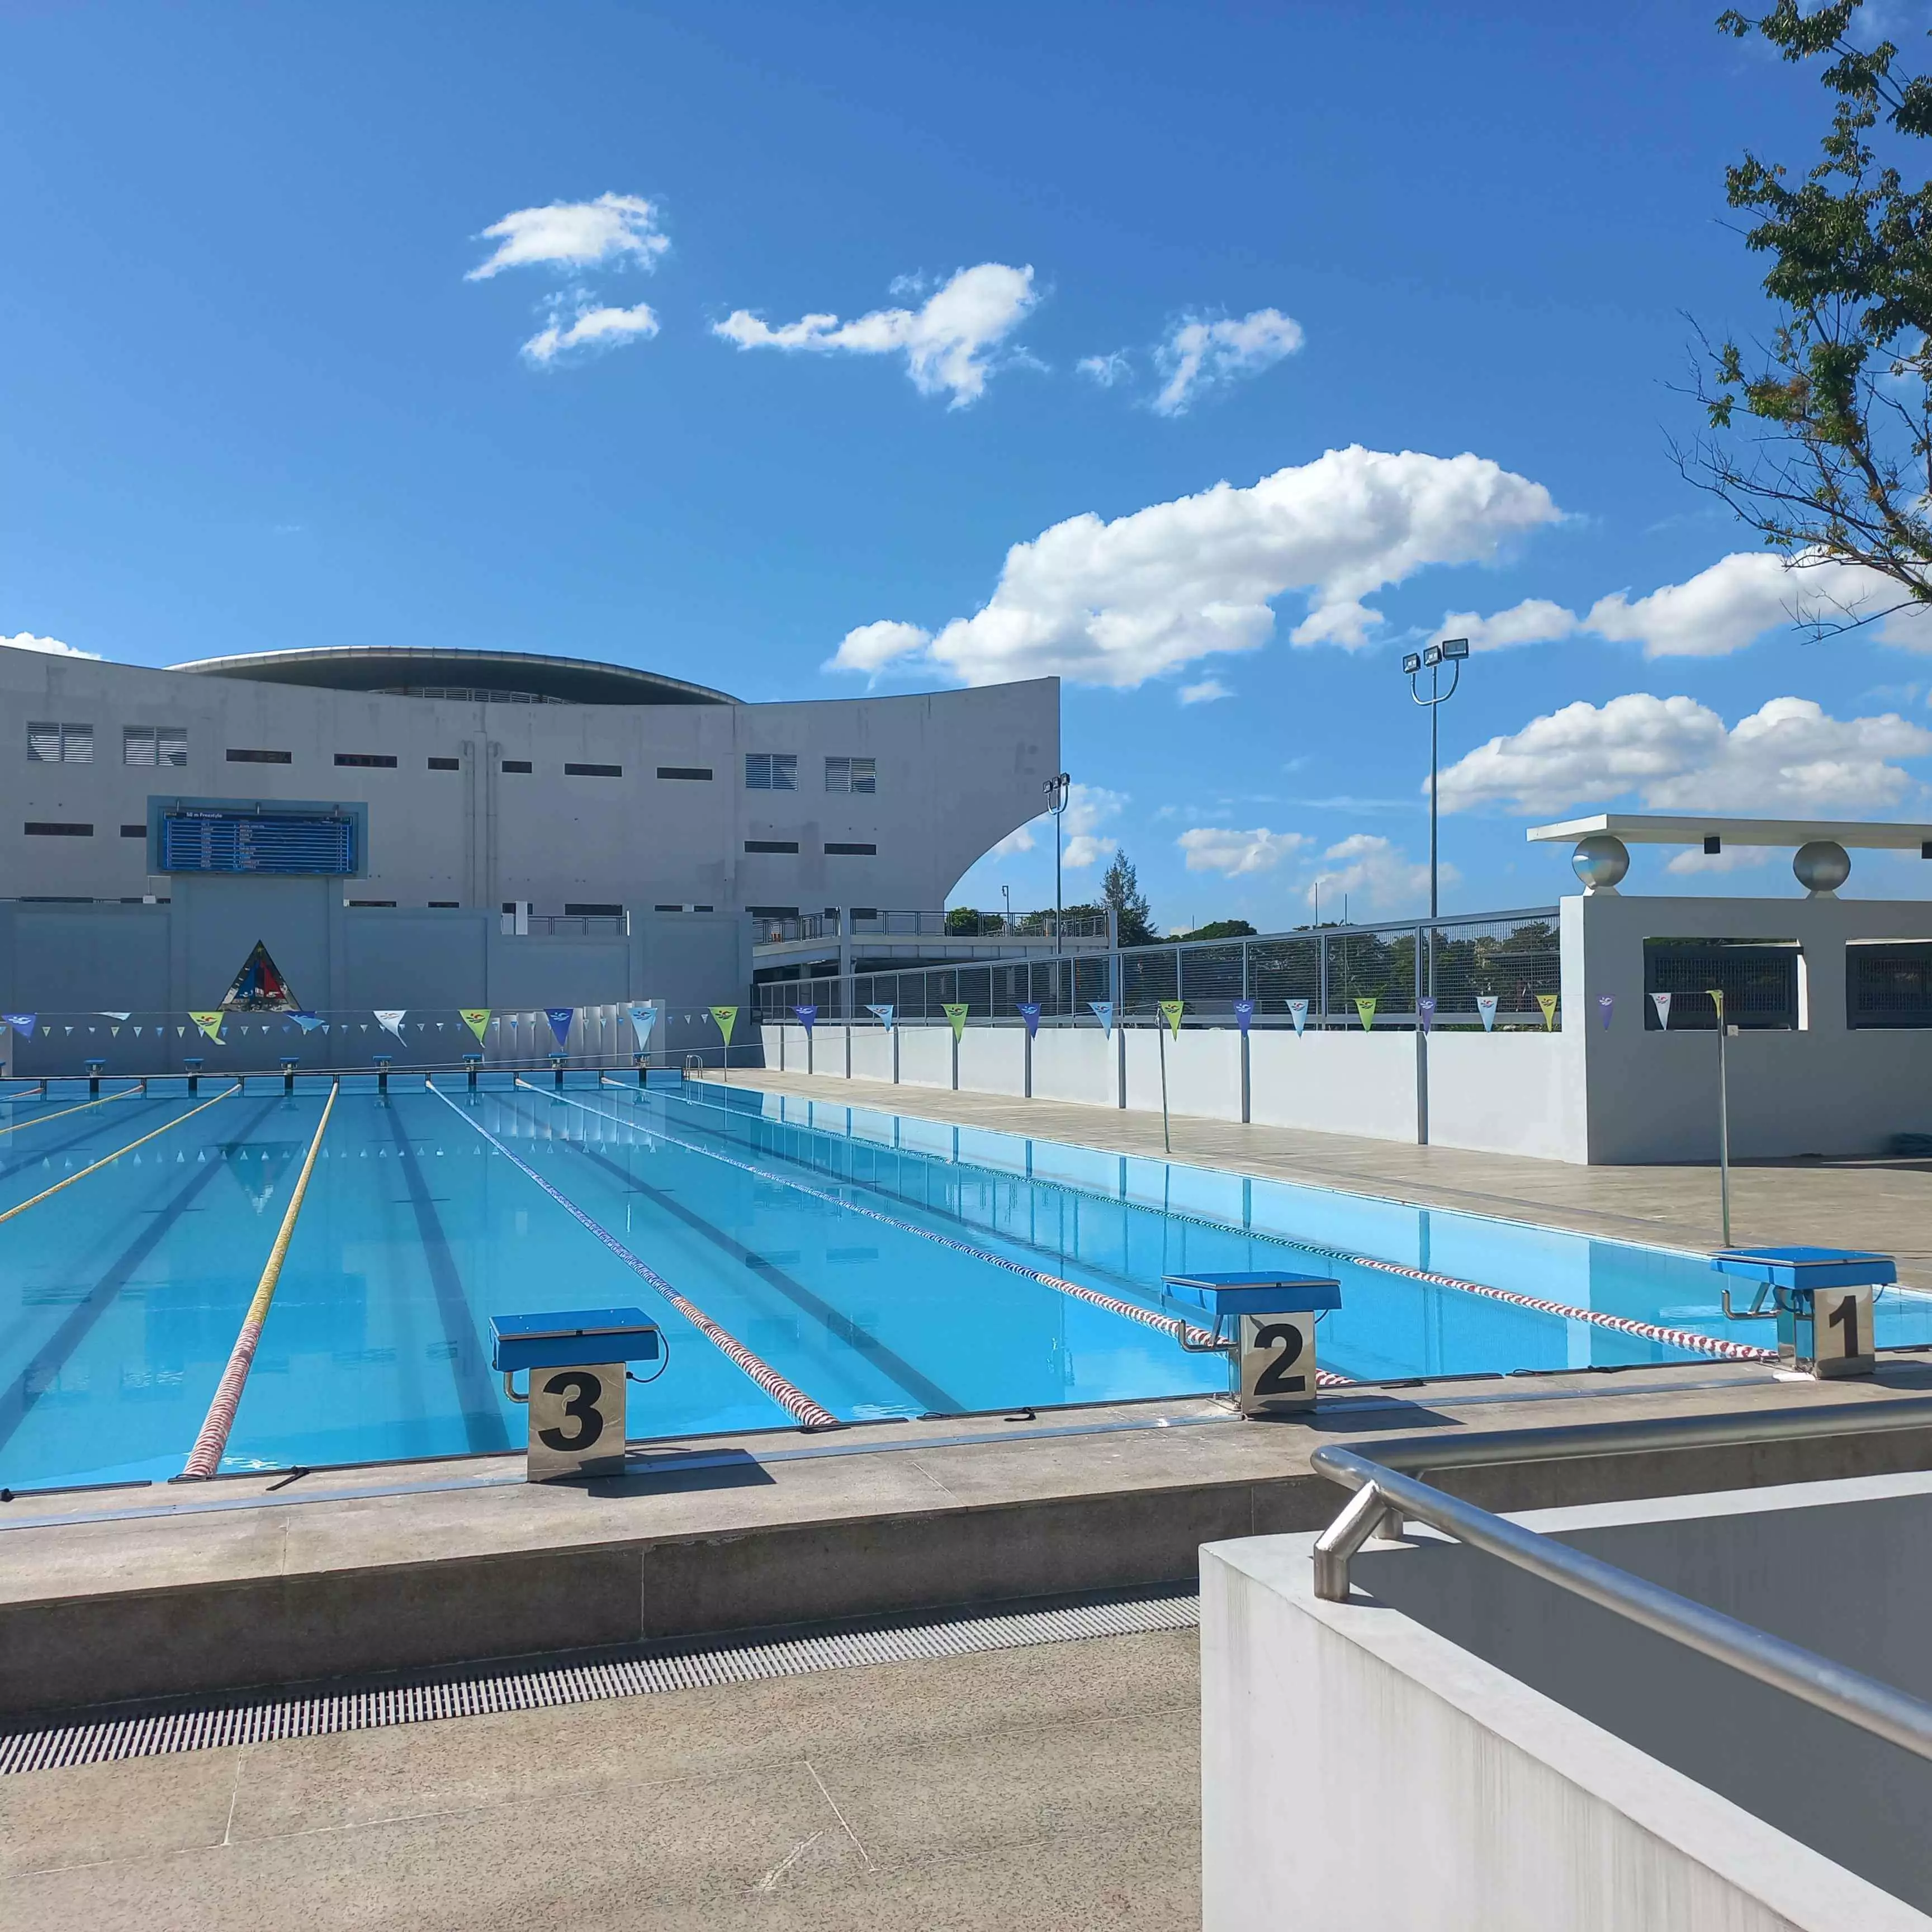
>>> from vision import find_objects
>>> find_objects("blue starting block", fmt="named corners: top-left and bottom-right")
top-left (1711, 1246), bottom-right (1893, 1379)
top-left (1163, 1271), bottom-right (1341, 1418)
top-left (490, 1306), bottom-right (662, 1480)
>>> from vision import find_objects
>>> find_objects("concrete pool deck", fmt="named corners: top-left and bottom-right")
top-left (11, 1361), bottom-right (1932, 1721)
top-left (702, 1067), bottom-right (1932, 1270)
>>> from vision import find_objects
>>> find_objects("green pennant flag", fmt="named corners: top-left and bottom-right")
top-left (1707, 987), bottom-right (1725, 1025)
top-left (942, 1003), bottom-right (969, 1042)
top-left (1537, 992), bottom-right (1559, 1031)
top-left (1355, 997), bottom-right (1377, 1031)
top-left (1158, 999), bottom-right (1184, 1038)
top-left (709, 1005), bottom-right (738, 1046)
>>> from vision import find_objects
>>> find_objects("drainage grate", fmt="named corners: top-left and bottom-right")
top-left (0, 1591), bottom-right (1200, 1777)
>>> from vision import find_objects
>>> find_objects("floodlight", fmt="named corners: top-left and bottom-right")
top-left (1422, 643), bottom-right (1443, 667)
top-left (1441, 637), bottom-right (1470, 660)
top-left (1401, 652), bottom-right (1422, 675)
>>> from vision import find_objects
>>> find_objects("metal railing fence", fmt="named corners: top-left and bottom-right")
top-left (753, 907), bottom-right (1112, 945)
top-left (753, 906), bottom-right (1562, 1026)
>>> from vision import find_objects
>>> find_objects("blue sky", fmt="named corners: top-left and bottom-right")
top-left (8, 0), bottom-right (1932, 925)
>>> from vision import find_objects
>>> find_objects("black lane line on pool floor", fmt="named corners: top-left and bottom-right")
top-left (382, 1105), bottom-right (512, 1452)
top-left (627, 1090), bottom-right (1261, 1329)
top-left (0, 1098), bottom-right (283, 1469)
top-left (495, 1091), bottom-right (966, 1417)
top-left (0, 1095), bottom-right (177, 1194)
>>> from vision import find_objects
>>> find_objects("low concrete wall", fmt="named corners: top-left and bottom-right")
top-left (1203, 1471), bottom-right (1932, 1930)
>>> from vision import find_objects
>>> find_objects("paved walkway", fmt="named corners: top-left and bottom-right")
top-left (1, 1629), bottom-right (1197, 1931)
top-left (702, 1069), bottom-right (1932, 1270)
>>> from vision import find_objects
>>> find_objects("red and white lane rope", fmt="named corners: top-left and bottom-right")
top-left (181, 1082), bottom-right (339, 1479)
top-left (553, 1081), bottom-right (1354, 1386)
top-left (618, 1083), bottom-right (1775, 1371)
top-left (432, 1083), bottom-right (839, 1428)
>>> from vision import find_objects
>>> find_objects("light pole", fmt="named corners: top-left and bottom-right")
top-left (1044, 771), bottom-right (1071, 1012)
top-left (1002, 883), bottom-right (1012, 931)
top-left (1401, 637), bottom-right (1469, 992)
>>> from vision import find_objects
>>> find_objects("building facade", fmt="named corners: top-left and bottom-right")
top-left (1, 643), bottom-right (1059, 917)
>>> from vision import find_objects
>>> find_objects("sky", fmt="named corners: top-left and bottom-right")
top-left (8, 0), bottom-right (1932, 929)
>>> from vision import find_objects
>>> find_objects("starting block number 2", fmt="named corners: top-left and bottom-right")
top-left (1239, 1313), bottom-right (1317, 1416)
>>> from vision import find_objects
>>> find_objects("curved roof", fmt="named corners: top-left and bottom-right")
top-left (167, 645), bottom-right (737, 707)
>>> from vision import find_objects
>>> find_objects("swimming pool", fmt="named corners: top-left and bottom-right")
top-left (2, 1072), bottom-right (1925, 1491)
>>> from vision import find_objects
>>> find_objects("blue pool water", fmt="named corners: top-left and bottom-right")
top-left (2, 1073), bottom-right (1926, 1491)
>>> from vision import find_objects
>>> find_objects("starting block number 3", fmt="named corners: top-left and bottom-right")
top-left (527, 1361), bottom-right (628, 1480)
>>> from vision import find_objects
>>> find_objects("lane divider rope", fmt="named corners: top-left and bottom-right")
top-left (0, 1085), bottom-right (146, 1138)
top-left (553, 1080), bottom-right (1352, 1385)
top-left (622, 1082), bottom-right (1775, 1370)
top-left (430, 1083), bottom-right (839, 1428)
top-left (0, 1083), bottom-right (240, 1229)
top-left (180, 1082), bottom-right (340, 1479)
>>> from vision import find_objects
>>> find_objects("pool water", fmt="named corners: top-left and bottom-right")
top-left (2, 1074), bottom-right (1925, 1491)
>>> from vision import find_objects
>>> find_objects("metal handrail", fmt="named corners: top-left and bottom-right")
top-left (1309, 1407), bottom-right (1932, 1764)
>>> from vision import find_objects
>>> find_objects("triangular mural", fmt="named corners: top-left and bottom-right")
top-left (220, 939), bottom-right (301, 1011)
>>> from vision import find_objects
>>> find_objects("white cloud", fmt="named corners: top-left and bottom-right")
top-left (1178, 678), bottom-right (1233, 704)
top-left (830, 445), bottom-right (1560, 687)
top-left (1077, 350), bottom-right (1133, 387)
top-left (1177, 826), bottom-right (1308, 876)
top-left (989, 825), bottom-right (1037, 856)
top-left (1665, 845), bottom-right (1772, 876)
top-left (0, 632), bottom-right (98, 660)
top-left (1062, 834), bottom-right (1116, 868)
top-left (1443, 550), bottom-right (1932, 659)
top-left (1438, 693), bottom-right (1932, 817)
top-left (468, 193), bottom-right (669, 280)
top-left (712, 263), bottom-right (1038, 406)
top-left (1153, 307), bottom-right (1305, 415)
top-left (1307, 834), bottom-right (1445, 913)
top-left (521, 299), bottom-right (660, 366)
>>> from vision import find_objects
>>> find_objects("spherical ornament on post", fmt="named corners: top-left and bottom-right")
top-left (1793, 840), bottom-right (1851, 897)
top-left (1570, 834), bottom-right (1630, 894)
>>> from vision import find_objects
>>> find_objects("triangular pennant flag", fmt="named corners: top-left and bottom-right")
top-left (176, 1024), bottom-right (186, 1037)
top-left (792, 1005), bottom-right (817, 1034)
top-left (1355, 997), bottom-right (1377, 1031)
top-left (1597, 993), bottom-right (1614, 1029)
top-left (626, 1003), bottom-right (657, 1051)
top-left (1233, 999), bottom-right (1255, 1035)
top-left (1088, 1001), bottom-right (1114, 1039)
top-left (3, 1013), bottom-right (36, 1039)
top-left (1708, 987), bottom-right (1726, 1025)
top-left (1286, 998), bottom-right (1308, 1036)
top-left (460, 1008), bottom-right (491, 1044)
top-left (100, 1011), bottom-right (131, 1022)
top-left (942, 1003), bottom-right (969, 1043)
top-left (110, 1026), bottom-right (121, 1037)
top-left (374, 1009), bottom-right (408, 1038)
top-left (545, 1006), bottom-right (575, 1049)
top-left (1018, 1003), bottom-right (1041, 1039)
top-left (1476, 996), bottom-right (1498, 1032)
top-left (709, 1005), bottom-right (738, 1046)
top-left (1158, 999), bottom-right (1184, 1039)
top-left (291, 1011), bottom-right (325, 1034)
top-left (865, 1003), bottom-right (894, 1030)
top-left (1537, 993), bottom-right (1559, 1031)
top-left (1417, 996), bottom-right (1436, 1033)
top-left (1651, 991), bottom-right (1673, 1029)
top-left (188, 1011), bottom-right (225, 1043)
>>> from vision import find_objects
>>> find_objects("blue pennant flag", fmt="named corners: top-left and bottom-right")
top-left (1233, 998), bottom-right (1256, 1034)
top-left (865, 1003), bottom-right (894, 1031)
top-left (1088, 1001), bottom-right (1114, 1039)
top-left (1017, 1003), bottom-right (1041, 1039)
top-left (3, 1012), bottom-right (36, 1039)
top-left (793, 1005), bottom-right (817, 1034)
top-left (544, 1007), bottom-right (575, 1050)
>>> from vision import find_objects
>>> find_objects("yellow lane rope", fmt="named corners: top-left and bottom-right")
top-left (179, 1081), bottom-right (339, 1479)
top-left (0, 1085), bottom-right (146, 1138)
top-left (0, 1083), bottom-right (240, 1228)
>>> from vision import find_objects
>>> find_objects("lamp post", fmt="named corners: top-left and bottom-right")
top-left (1044, 766), bottom-right (1071, 950)
top-left (1401, 637), bottom-right (1469, 993)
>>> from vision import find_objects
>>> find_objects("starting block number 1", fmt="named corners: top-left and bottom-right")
top-left (527, 1361), bottom-right (628, 1480)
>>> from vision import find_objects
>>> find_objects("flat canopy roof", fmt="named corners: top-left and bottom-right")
top-left (1526, 813), bottom-right (1932, 851)
top-left (169, 645), bottom-right (737, 708)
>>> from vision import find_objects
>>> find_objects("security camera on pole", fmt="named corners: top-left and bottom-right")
top-left (1400, 637), bottom-right (1470, 998)
top-left (1044, 771), bottom-right (1071, 1010)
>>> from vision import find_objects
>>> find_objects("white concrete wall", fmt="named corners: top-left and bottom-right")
top-left (1031, 1024), bottom-right (1117, 1106)
top-left (1202, 1501), bottom-right (1932, 1931)
top-left (1248, 1030), bottom-right (1422, 1141)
